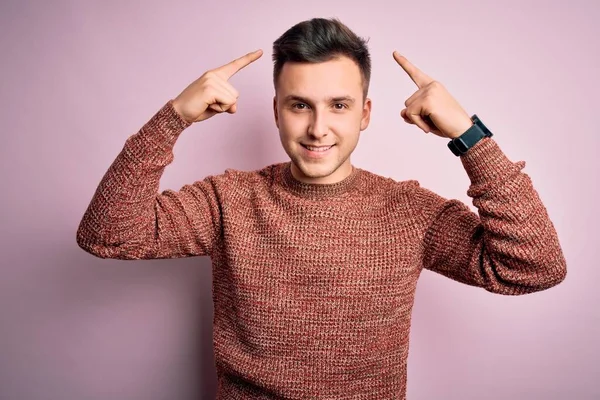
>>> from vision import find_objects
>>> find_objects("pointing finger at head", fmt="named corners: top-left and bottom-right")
top-left (213, 77), bottom-right (239, 100)
top-left (393, 51), bottom-right (434, 89)
top-left (216, 49), bottom-right (264, 80)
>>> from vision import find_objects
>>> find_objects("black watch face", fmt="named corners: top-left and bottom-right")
top-left (455, 137), bottom-right (470, 152)
top-left (474, 118), bottom-right (492, 136)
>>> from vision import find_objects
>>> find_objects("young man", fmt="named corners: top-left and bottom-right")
top-left (77, 18), bottom-right (567, 399)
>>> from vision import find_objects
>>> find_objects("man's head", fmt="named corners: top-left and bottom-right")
top-left (272, 18), bottom-right (372, 184)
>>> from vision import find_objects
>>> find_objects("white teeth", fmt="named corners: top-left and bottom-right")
top-left (305, 145), bottom-right (333, 152)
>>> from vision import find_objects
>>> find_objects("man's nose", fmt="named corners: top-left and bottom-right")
top-left (308, 111), bottom-right (329, 139)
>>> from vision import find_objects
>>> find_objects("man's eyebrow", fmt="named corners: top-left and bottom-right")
top-left (283, 95), bottom-right (356, 103)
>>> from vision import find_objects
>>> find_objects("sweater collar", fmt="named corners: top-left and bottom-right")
top-left (280, 161), bottom-right (362, 199)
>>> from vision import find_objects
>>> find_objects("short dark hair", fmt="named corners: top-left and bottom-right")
top-left (272, 18), bottom-right (371, 99)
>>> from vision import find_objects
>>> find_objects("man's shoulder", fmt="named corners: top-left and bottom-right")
top-left (358, 169), bottom-right (445, 213)
top-left (205, 162), bottom-right (284, 189)
top-left (358, 167), bottom-right (421, 196)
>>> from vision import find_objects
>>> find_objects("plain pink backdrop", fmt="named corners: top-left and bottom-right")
top-left (1, 0), bottom-right (598, 399)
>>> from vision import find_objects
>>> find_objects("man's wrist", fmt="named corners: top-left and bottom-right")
top-left (447, 115), bottom-right (493, 156)
top-left (447, 119), bottom-right (474, 139)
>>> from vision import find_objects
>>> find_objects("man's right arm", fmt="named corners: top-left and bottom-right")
top-left (76, 100), bottom-right (223, 259)
top-left (76, 49), bottom-right (264, 260)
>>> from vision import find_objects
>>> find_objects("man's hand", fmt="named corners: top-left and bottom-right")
top-left (172, 49), bottom-right (263, 123)
top-left (393, 51), bottom-right (473, 139)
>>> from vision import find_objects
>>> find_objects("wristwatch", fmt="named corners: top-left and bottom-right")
top-left (447, 114), bottom-right (493, 156)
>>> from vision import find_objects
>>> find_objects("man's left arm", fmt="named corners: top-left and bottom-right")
top-left (392, 51), bottom-right (566, 294)
top-left (419, 136), bottom-right (567, 295)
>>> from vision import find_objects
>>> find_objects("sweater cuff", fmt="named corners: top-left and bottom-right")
top-left (145, 100), bottom-right (192, 145)
top-left (124, 100), bottom-right (193, 164)
top-left (459, 137), bottom-right (523, 187)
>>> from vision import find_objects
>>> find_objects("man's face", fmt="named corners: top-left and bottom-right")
top-left (273, 56), bottom-right (371, 184)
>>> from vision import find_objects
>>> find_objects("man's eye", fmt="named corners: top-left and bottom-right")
top-left (292, 103), bottom-right (308, 110)
top-left (334, 103), bottom-right (347, 110)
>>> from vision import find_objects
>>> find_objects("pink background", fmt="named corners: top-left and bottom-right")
top-left (1, 1), bottom-right (598, 399)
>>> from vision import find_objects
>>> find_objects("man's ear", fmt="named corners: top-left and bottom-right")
top-left (273, 96), bottom-right (279, 129)
top-left (360, 97), bottom-right (372, 131)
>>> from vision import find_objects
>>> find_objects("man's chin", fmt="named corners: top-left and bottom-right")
top-left (292, 160), bottom-right (337, 181)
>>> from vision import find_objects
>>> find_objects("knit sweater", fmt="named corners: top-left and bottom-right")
top-left (76, 100), bottom-right (567, 399)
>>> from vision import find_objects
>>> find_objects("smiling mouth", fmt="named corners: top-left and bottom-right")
top-left (301, 144), bottom-right (335, 152)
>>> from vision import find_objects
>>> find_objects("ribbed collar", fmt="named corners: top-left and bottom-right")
top-left (280, 161), bottom-right (362, 199)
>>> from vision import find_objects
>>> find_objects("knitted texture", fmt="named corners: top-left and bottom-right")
top-left (77, 101), bottom-right (567, 399)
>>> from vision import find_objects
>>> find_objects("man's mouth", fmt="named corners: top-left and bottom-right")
top-left (301, 144), bottom-right (335, 152)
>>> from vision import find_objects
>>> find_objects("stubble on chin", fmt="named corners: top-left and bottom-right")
top-left (291, 155), bottom-right (346, 182)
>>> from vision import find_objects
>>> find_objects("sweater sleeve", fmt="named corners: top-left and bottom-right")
top-left (76, 100), bottom-right (224, 260)
top-left (420, 137), bottom-right (567, 295)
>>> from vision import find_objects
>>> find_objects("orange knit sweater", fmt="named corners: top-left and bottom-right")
top-left (76, 101), bottom-right (567, 399)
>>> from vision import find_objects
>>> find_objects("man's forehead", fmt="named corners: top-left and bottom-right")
top-left (282, 94), bottom-right (357, 103)
top-left (279, 57), bottom-right (361, 77)
top-left (277, 57), bottom-right (363, 95)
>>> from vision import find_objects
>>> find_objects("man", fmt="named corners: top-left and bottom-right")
top-left (77, 17), bottom-right (567, 399)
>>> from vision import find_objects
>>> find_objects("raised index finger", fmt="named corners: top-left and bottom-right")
top-left (215, 49), bottom-right (263, 80)
top-left (393, 51), bottom-right (434, 89)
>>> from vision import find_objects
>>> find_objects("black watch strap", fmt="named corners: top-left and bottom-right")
top-left (447, 114), bottom-right (493, 156)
